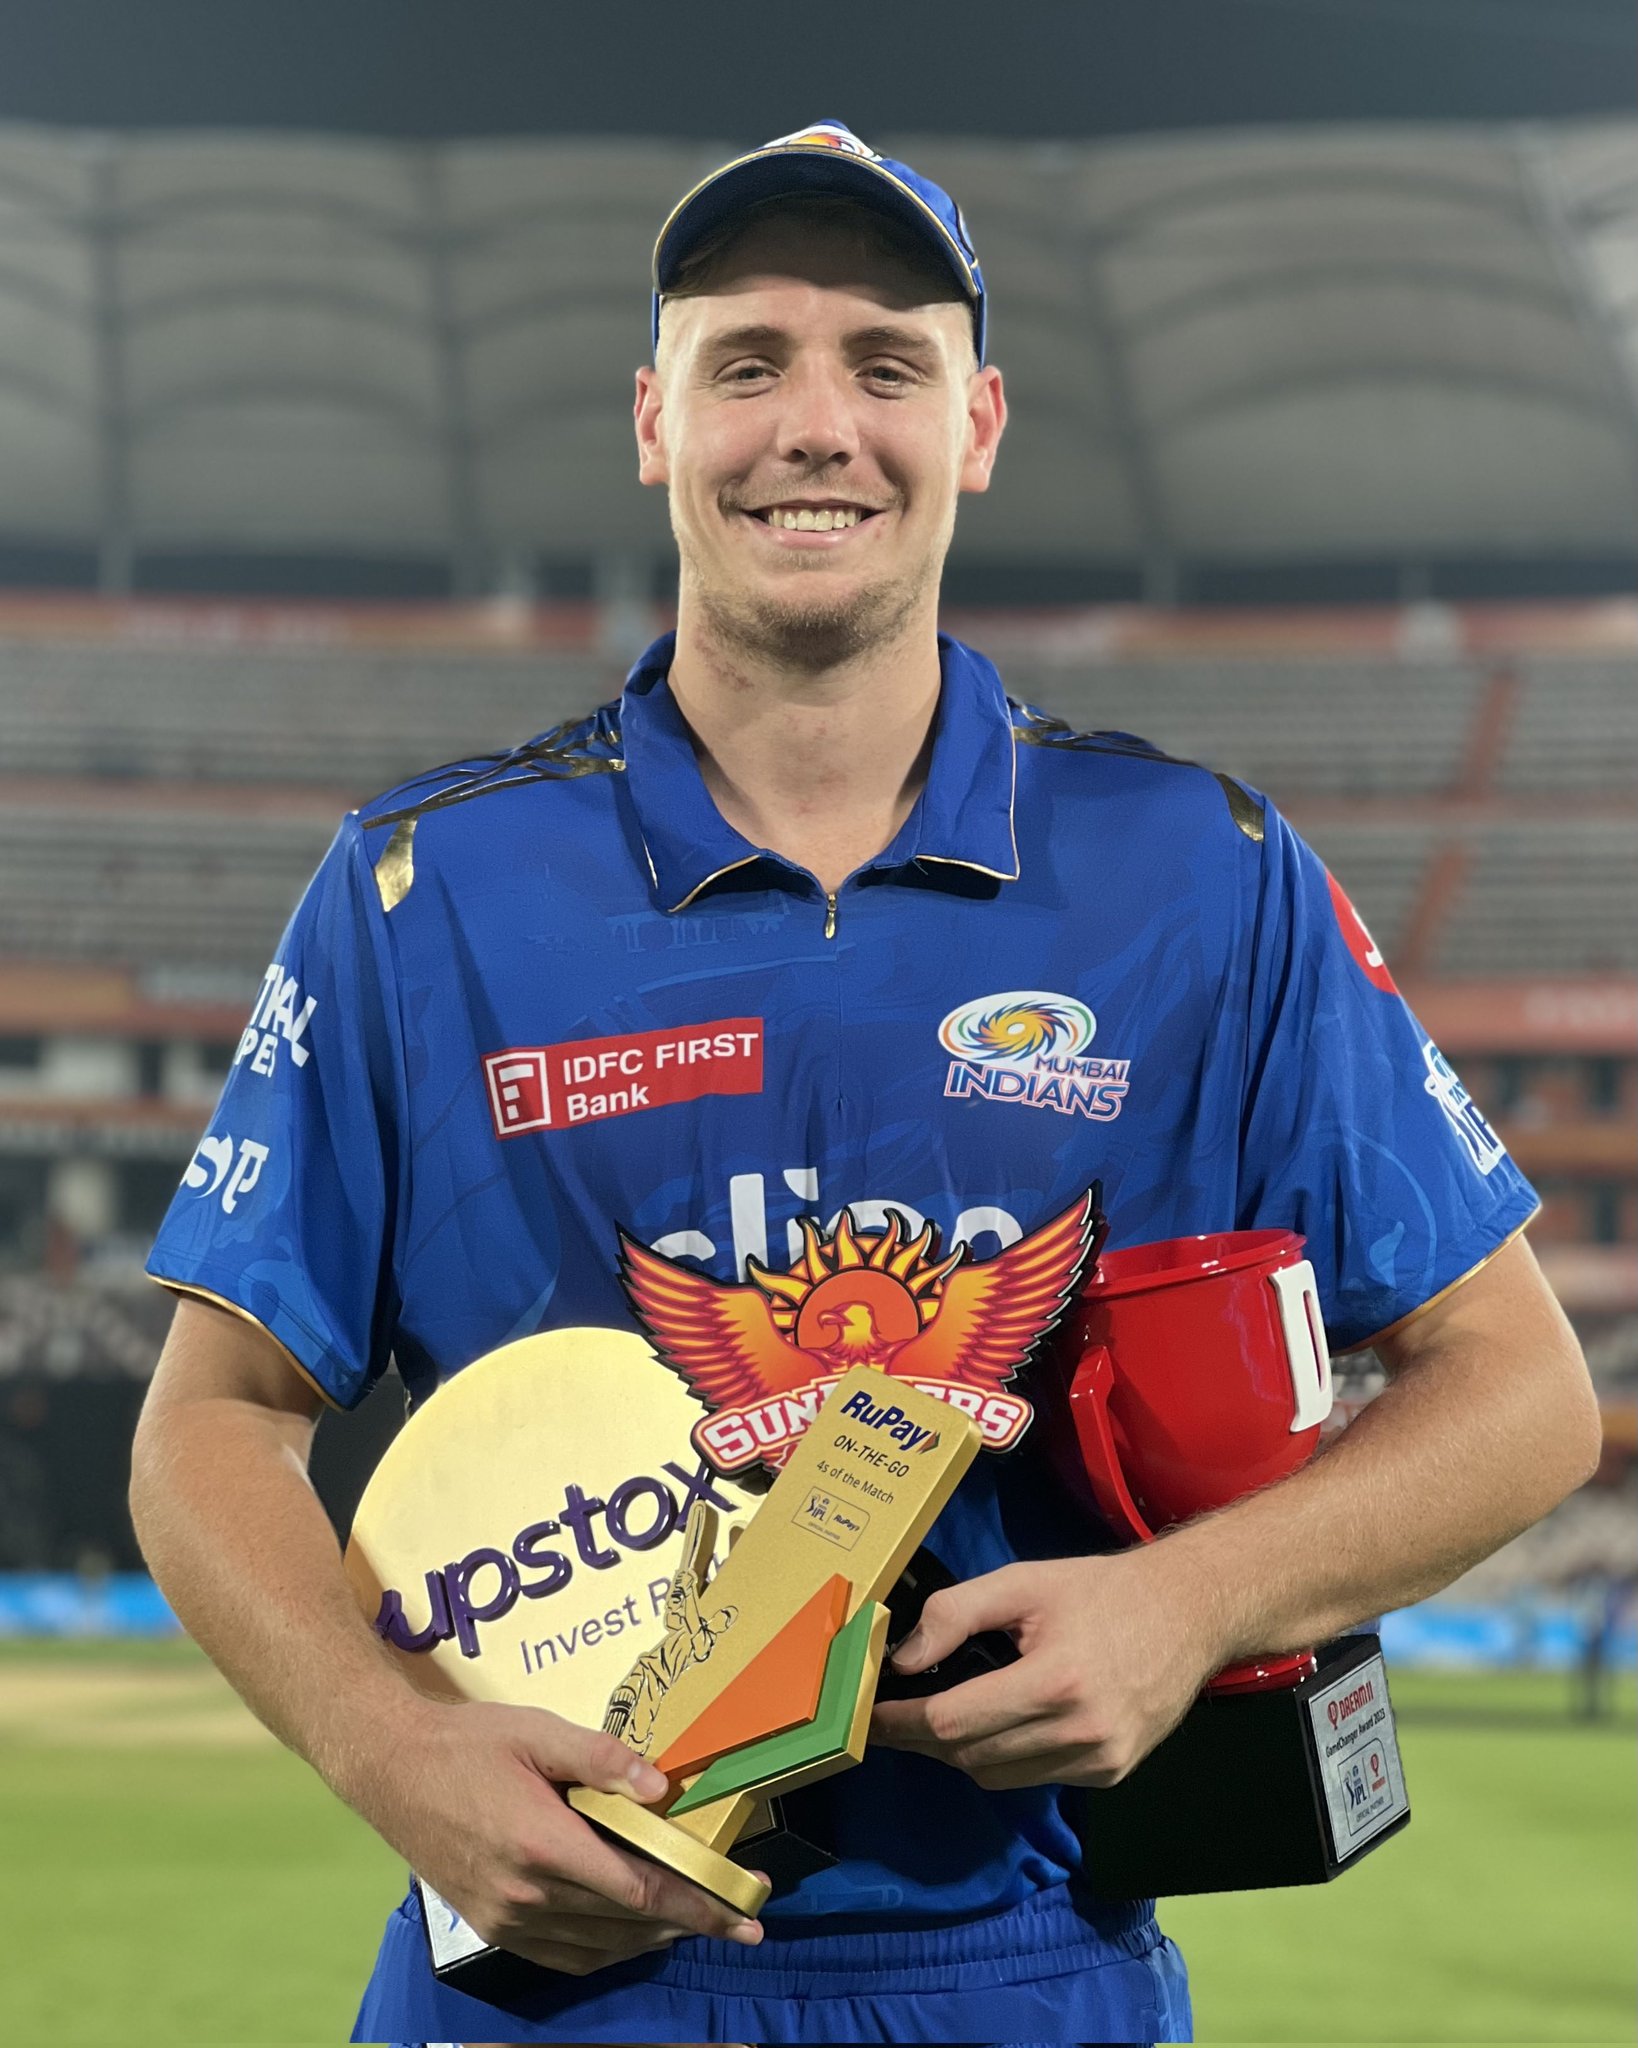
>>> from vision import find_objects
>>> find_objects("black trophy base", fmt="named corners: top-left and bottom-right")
top-left (1069, 1632), bottom-right (1410, 1899)
top-left (417, 1875), bottom-right (537, 2004)
top-left (728, 1784), bottom-right (839, 1892)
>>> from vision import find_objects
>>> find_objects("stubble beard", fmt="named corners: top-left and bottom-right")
top-left (681, 523), bottom-right (939, 675)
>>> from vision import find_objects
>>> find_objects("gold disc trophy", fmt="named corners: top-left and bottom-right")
top-left (345, 1330), bottom-right (980, 1994)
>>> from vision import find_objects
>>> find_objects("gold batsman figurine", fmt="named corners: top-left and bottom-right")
top-left (601, 1503), bottom-right (738, 1753)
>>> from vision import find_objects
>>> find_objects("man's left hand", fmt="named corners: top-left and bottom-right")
top-left (869, 1548), bottom-right (1222, 1790)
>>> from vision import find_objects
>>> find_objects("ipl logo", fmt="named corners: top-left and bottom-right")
top-left (1421, 1041), bottom-right (1507, 1177)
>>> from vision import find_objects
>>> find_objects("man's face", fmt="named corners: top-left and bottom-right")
top-left (635, 215), bottom-right (1006, 670)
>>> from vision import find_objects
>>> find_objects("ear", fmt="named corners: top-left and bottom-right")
top-left (634, 365), bottom-right (669, 487)
top-left (958, 364), bottom-right (1007, 496)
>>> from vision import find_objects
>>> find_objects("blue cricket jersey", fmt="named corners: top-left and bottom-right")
top-left (147, 628), bottom-right (1536, 1992)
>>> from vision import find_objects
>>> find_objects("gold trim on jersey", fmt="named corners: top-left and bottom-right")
top-left (917, 734), bottom-right (1020, 881)
top-left (662, 853), bottom-right (763, 915)
top-left (149, 1275), bottom-right (345, 1413)
top-left (373, 820), bottom-right (416, 913)
top-left (1013, 712), bottom-right (1265, 843)
top-left (1350, 1210), bottom-right (1539, 1357)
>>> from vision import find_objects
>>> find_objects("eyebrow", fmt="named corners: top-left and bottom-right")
top-left (697, 321), bottom-right (945, 365)
top-left (845, 324), bottom-right (944, 361)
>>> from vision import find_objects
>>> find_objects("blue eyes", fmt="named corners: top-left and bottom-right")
top-left (720, 364), bottom-right (913, 389)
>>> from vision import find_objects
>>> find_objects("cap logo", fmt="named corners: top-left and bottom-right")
top-left (763, 121), bottom-right (882, 163)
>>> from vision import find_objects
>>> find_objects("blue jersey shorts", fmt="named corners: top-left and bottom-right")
top-left (354, 1881), bottom-right (1193, 2044)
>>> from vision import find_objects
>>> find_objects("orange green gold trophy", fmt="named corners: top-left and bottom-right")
top-left (345, 1329), bottom-right (979, 1992)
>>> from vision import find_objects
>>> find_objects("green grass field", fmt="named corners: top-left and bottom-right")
top-left (0, 1641), bottom-right (1632, 2044)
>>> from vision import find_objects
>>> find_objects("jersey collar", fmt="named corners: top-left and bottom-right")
top-left (619, 631), bottom-right (1020, 914)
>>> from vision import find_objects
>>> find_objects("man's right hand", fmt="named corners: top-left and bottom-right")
top-left (346, 1695), bottom-right (765, 1976)
top-left (130, 1296), bottom-right (761, 1978)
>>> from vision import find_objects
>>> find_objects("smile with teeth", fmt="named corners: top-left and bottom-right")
top-left (757, 506), bottom-right (871, 531)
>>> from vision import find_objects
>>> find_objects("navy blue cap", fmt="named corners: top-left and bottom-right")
top-left (652, 120), bottom-right (986, 364)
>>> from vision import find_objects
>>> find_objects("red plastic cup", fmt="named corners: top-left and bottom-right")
top-left (1054, 1228), bottom-right (1333, 1692)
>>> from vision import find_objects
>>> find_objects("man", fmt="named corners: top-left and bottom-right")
top-left (132, 122), bottom-right (1601, 2045)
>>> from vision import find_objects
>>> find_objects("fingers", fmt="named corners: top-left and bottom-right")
top-left (528, 1877), bottom-right (688, 1927)
top-left (528, 1905), bottom-right (691, 1951)
top-left (540, 1823), bottom-right (763, 1946)
top-left (889, 1564), bottom-right (1028, 1674)
top-left (872, 1657), bottom-right (1053, 1751)
top-left (516, 1714), bottom-right (670, 1802)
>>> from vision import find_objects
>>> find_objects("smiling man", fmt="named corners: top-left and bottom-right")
top-left (133, 122), bottom-right (1601, 2047)
top-left (635, 170), bottom-right (1004, 917)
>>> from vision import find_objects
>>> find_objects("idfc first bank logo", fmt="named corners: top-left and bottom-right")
top-left (939, 990), bottom-right (1131, 1122)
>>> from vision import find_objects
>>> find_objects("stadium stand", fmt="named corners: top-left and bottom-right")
top-left (0, 802), bottom-right (330, 972)
top-left (1499, 659), bottom-right (1638, 794)
top-left (1009, 658), bottom-right (1484, 797)
top-left (0, 120), bottom-right (1632, 590)
top-left (1441, 822), bottom-right (1638, 977)
top-left (0, 635), bottom-right (610, 788)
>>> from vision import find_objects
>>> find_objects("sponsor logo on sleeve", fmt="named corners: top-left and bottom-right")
top-left (1422, 1041), bottom-right (1508, 1177)
top-left (938, 991), bottom-right (1131, 1121)
top-left (184, 1133), bottom-right (271, 1213)
top-left (1327, 872), bottom-right (1399, 993)
top-left (234, 962), bottom-right (319, 1078)
top-left (484, 1019), bottom-right (763, 1138)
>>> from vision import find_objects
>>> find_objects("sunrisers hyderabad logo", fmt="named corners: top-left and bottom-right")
top-left (619, 1195), bottom-right (1094, 1475)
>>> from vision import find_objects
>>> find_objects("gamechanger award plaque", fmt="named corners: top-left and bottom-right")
top-left (1045, 1216), bottom-right (1412, 1895)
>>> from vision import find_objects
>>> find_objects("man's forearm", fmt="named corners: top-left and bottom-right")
top-left (1156, 1249), bottom-right (1602, 1669)
top-left (129, 1394), bottom-right (426, 1806)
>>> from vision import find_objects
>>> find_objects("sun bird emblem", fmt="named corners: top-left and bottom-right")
top-left (619, 1195), bottom-right (1094, 1476)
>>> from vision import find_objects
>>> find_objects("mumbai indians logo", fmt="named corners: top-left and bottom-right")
top-left (939, 991), bottom-right (1096, 1064)
top-left (939, 991), bottom-right (1130, 1122)
top-left (765, 122), bottom-right (882, 162)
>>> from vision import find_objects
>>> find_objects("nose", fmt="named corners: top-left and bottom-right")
top-left (773, 358), bottom-right (861, 469)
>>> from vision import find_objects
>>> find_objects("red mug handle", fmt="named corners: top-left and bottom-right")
top-left (1066, 1343), bottom-right (1156, 1547)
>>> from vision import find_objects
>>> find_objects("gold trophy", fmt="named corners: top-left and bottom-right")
top-left (345, 1332), bottom-right (980, 1984)
top-left (569, 1362), bottom-right (980, 1915)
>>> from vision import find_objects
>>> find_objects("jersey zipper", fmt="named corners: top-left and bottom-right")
top-left (823, 891), bottom-right (838, 940)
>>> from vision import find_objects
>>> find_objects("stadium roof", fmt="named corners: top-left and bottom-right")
top-left (1, 118), bottom-right (1636, 593)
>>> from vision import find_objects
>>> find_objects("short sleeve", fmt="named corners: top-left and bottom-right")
top-left (1236, 803), bottom-right (1538, 1352)
top-left (146, 815), bottom-right (406, 1408)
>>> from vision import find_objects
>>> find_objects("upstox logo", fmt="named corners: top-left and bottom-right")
top-left (373, 1457), bottom-right (740, 1662)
